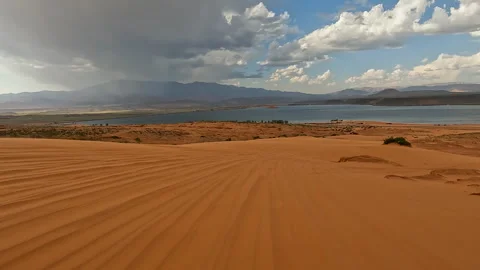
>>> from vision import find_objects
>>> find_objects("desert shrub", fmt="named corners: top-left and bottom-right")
top-left (225, 138), bottom-right (232, 141)
top-left (343, 126), bottom-right (353, 133)
top-left (384, 137), bottom-right (412, 147)
top-left (135, 137), bottom-right (142, 143)
top-left (111, 136), bottom-right (121, 139)
top-left (253, 136), bottom-right (261, 140)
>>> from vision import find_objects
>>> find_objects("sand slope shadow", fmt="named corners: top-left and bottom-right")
top-left (457, 177), bottom-right (480, 183)
top-left (432, 169), bottom-right (480, 176)
top-left (412, 169), bottom-right (480, 182)
top-left (339, 155), bottom-right (401, 166)
top-left (385, 175), bottom-right (415, 181)
top-left (413, 171), bottom-right (445, 181)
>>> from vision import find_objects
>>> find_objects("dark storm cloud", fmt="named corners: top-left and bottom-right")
top-left (0, 0), bottom-right (293, 89)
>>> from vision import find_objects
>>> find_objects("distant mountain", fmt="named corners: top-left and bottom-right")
top-left (369, 88), bottom-right (451, 98)
top-left (369, 88), bottom-right (402, 98)
top-left (326, 89), bottom-right (373, 98)
top-left (2, 81), bottom-right (480, 110)
top-left (324, 84), bottom-right (480, 98)
top-left (400, 84), bottom-right (480, 92)
top-left (0, 80), bottom-right (317, 109)
top-left (294, 92), bottom-right (480, 106)
top-left (76, 81), bottom-right (316, 104)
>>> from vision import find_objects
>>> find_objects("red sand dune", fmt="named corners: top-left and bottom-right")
top-left (1, 137), bottom-right (479, 269)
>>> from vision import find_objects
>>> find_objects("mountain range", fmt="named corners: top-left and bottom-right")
top-left (0, 81), bottom-right (316, 110)
top-left (295, 87), bottom-right (480, 106)
top-left (1, 80), bottom-right (480, 110)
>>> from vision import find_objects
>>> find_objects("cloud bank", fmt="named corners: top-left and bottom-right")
top-left (346, 51), bottom-right (480, 86)
top-left (263, 0), bottom-right (480, 66)
top-left (0, 1), bottom-right (294, 89)
top-left (0, 0), bottom-right (479, 92)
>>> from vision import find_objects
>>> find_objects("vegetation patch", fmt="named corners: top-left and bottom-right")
top-left (384, 137), bottom-right (412, 147)
top-left (0, 121), bottom-right (358, 145)
top-left (236, 120), bottom-right (289, 124)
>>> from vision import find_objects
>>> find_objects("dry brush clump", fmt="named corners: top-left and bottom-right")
top-left (2, 126), bottom-right (122, 141)
top-left (384, 137), bottom-right (412, 147)
top-left (0, 122), bottom-right (352, 144)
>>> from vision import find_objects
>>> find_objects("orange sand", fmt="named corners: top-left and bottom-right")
top-left (1, 137), bottom-right (479, 269)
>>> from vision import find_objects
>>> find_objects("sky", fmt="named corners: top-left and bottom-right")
top-left (0, 0), bottom-right (479, 94)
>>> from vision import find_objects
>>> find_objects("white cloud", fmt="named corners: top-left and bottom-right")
top-left (394, 64), bottom-right (403, 69)
top-left (409, 52), bottom-right (480, 80)
top-left (421, 58), bottom-right (429, 63)
top-left (244, 2), bottom-right (276, 19)
top-left (345, 69), bottom-right (387, 84)
top-left (471, 31), bottom-right (480, 37)
top-left (269, 64), bottom-right (306, 82)
top-left (414, 0), bottom-right (480, 34)
top-left (225, 2), bottom-right (298, 45)
top-left (327, 82), bottom-right (337, 87)
top-left (263, 0), bottom-right (480, 66)
top-left (263, 0), bottom-right (433, 66)
top-left (290, 74), bottom-right (310, 83)
top-left (201, 49), bottom-right (248, 66)
top-left (308, 70), bottom-right (332, 85)
top-left (268, 64), bottom-right (332, 85)
top-left (346, 51), bottom-right (480, 86)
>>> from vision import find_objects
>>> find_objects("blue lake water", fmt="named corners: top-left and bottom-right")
top-left (81, 105), bottom-right (480, 125)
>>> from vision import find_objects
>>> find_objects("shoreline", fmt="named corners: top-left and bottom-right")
top-left (0, 104), bottom-right (264, 125)
top-left (2, 103), bottom-right (480, 126)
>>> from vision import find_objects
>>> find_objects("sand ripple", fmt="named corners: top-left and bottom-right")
top-left (1, 138), bottom-right (480, 269)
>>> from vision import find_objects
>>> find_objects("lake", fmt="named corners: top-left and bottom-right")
top-left (81, 105), bottom-right (480, 125)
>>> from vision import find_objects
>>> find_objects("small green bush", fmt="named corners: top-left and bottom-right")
top-left (253, 136), bottom-right (261, 140)
top-left (384, 137), bottom-right (411, 147)
top-left (135, 137), bottom-right (142, 143)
